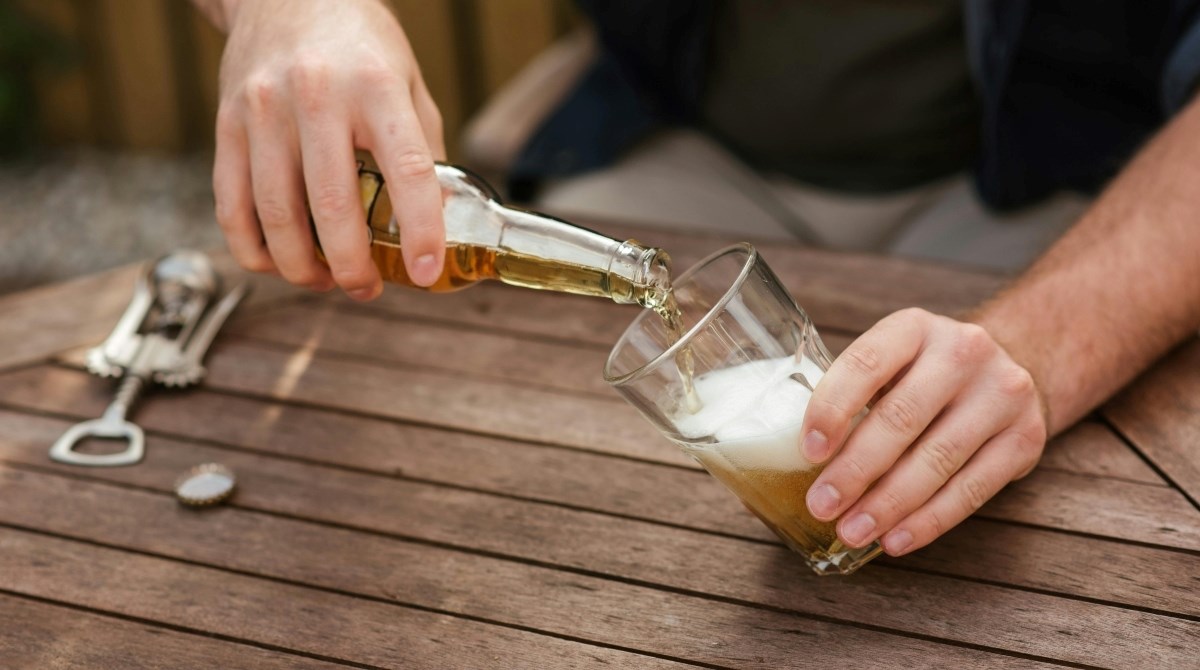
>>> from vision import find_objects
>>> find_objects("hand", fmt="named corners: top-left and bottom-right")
top-left (212, 0), bottom-right (446, 300)
top-left (800, 308), bottom-right (1048, 556)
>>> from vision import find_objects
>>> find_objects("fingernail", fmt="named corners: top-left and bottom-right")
top-left (412, 253), bottom-right (439, 285)
top-left (802, 430), bottom-right (829, 463)
top-left (883, 528), bottom-right (914, 556)
top-left (807, 483), bottom-right (840, 519)
top-left (840, 513), bottom-right (877, 547)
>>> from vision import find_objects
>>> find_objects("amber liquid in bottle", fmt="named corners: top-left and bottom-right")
top-left (330, 162), bottom-right (702, 410)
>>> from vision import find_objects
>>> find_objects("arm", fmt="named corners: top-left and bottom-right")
top-left (191, 0), bottom-right (447, 299)
top-left (799, 95), bottom-right (1200, 557)
top-left (974, 96), bottom-right (1200, 436)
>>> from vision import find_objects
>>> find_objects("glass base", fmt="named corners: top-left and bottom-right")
top-left (757, 514), bottom-right (883, 576)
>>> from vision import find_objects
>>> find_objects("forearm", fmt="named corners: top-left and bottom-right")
top-left (973, 96), bottom-right (1200, 436)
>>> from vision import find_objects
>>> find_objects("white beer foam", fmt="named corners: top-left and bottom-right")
top-left (674, 356), bottom-right (823, 472)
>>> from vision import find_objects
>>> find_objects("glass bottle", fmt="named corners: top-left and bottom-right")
top-left (316, 162), bottom-right (674, 311)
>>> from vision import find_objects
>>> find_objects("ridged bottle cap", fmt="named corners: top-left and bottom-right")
top-left (175, 463), bottom-right (236, 507)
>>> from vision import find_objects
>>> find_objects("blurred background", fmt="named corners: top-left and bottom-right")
top-left (0, 0), bottom-right (577, 293)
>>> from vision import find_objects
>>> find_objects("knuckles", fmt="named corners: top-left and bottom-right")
top-left (389, 147), bottom-right (437, 181)
top-left (916, 436), bottom-right (961, 481)
top-left (948, 322), bottom-right (993, 366)
top-left (875, 390), bottom-right (922, 437)
top-left (310, 182), bottom-right (359, 220)
top-left (255, 199), bottom-right (295, 230)
top-left (840, 345), bottom-right (882, 380)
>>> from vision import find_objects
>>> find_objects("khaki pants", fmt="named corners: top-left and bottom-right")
top-left (536, 130), bottom-right (1089, 272)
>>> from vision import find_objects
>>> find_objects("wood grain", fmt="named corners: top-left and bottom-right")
top-left (0, 467), bottom-right (1110, 669)
top-left (2, 361), bottom-right (1161, 527)
top-left (0, 593), bottom-right (350, 669)
top-left (229, 300), bottom-right (618, 397)
top-left (1036, 421), bottom-right (1165, 486)
top-left (0, 519), bottom-right (698, 670)
top-left (1104, 338), bottom-right (1200, 504)
top-left (1, 415), bottom-right (1195, 666)
top-left (982, 468), bottom-right (1200, 551)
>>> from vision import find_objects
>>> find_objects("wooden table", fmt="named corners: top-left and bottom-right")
top-left (1, 222), bottom-right (1197, 668)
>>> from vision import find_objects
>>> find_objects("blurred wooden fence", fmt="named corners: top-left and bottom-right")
top-left (19, 0), bottom-right (577, 156)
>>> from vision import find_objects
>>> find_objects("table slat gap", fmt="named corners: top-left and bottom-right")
top-left (0, 467), bottom-right (1151, 669)
top-left (0, 591), bottom-right (369, 670)
top-left (4, 458), bottom-right (1195, 662)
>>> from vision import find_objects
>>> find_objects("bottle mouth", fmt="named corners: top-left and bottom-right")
top-left (607, 240), bottom-right (673, 307)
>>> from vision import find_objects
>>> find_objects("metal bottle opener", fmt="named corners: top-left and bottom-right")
top-left (50, 251), bottom-right (248, 467)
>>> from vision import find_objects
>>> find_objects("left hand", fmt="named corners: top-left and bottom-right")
top-left (800, 307), bottom-right (1048, 556)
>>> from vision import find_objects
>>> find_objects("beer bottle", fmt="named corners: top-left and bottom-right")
top-left (314, 162), bottom-right (673, 311)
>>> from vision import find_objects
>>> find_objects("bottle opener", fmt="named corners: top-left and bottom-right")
top-left (50, 251), bottom-right (248, 467)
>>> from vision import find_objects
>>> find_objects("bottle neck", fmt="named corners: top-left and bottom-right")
top-left (605, 240), bottom-right (673, 309)
top-left (492, 205), bottom-right (673, 306)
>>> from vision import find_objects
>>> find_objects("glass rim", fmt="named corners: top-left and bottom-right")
top-left (604, 242), bottom-right (759, 387)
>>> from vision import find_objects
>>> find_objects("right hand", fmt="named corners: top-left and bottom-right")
top-left (212, 0), bottom-right (446, 300)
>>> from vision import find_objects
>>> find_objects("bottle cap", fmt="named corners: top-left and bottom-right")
top-left (175, 463), bottom-right (236, 507)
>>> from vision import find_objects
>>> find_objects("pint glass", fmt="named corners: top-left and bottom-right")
top-left (605, 244), bottom-right (882, 575)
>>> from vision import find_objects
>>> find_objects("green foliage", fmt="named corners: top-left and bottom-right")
top-left (0, 5), bottom-right (74, 156)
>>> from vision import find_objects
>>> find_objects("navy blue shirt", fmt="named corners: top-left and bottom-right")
top-left (511, 0), bottom-right (1200, 211)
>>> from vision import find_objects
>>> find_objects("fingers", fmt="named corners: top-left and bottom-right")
top-left (880, 422), bottom-right (1045, 556)
top-left (412, 78), bottom-right (446, 161)
top-left (805, 318), bottom-right (995, 526)
top-left (245, 83), bottom-right (333, 291)
top-left (362, 84), bottom-right (445, 287)
top-left (795, 306), bottom-right (1048, 554)
top-left (800, 308), bottom-right (930, 464)
top-left (297, 90), bottom-right (381, 301)
top-left (830, 381), bottom-right (1022, 548)
top-left (213, 108), bottom-right (275, 274)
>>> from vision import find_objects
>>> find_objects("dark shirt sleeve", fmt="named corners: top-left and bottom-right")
top-left (1163, 18), bottom-right (1200, 112)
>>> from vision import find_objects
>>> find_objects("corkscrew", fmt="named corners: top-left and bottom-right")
top-left (49, 251), bottom-right (248, 467)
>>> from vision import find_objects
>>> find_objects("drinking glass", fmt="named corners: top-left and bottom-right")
top-left (605, 243), bottom-right (882, 575)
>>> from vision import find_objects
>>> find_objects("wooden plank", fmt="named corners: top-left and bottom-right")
top-left (0, 250), bottom-right (300, 372)
top-left (3, 369), bottom-right (1194, 620)
top-left (0, 521), bottom-right (697, 670)
top-left (4, 417), bottom-right (1195, 662)
top-left (46, 337), bottom-right (1198, 552)
top-left (0, 366), bottom-right (1179, 553)
top-left (983, 468), bottom-right (1200, 551)
top-left (72, 336), bottom-right (695, 467)
top-left (0, 466), bottom-right (1112, 669)
top-left (0, 593), bottom-right (350, 670)
top-left (896, 518), bottom-right (1200, 618)
top-left (0, 376), bottom-right (758, 540)
top-left (229, 300), bottom-right (618, 397)
top-left (51, 333), bottom-right (1200, 554)
top-left (227, 300), bottom-right (1166, 487)
top-left (1036, 421), bottom-right (1165, 486)
top-left (94, 0), bottom-right (184, 150)
top-left (1105, 338), bottom-right (1200, 504)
